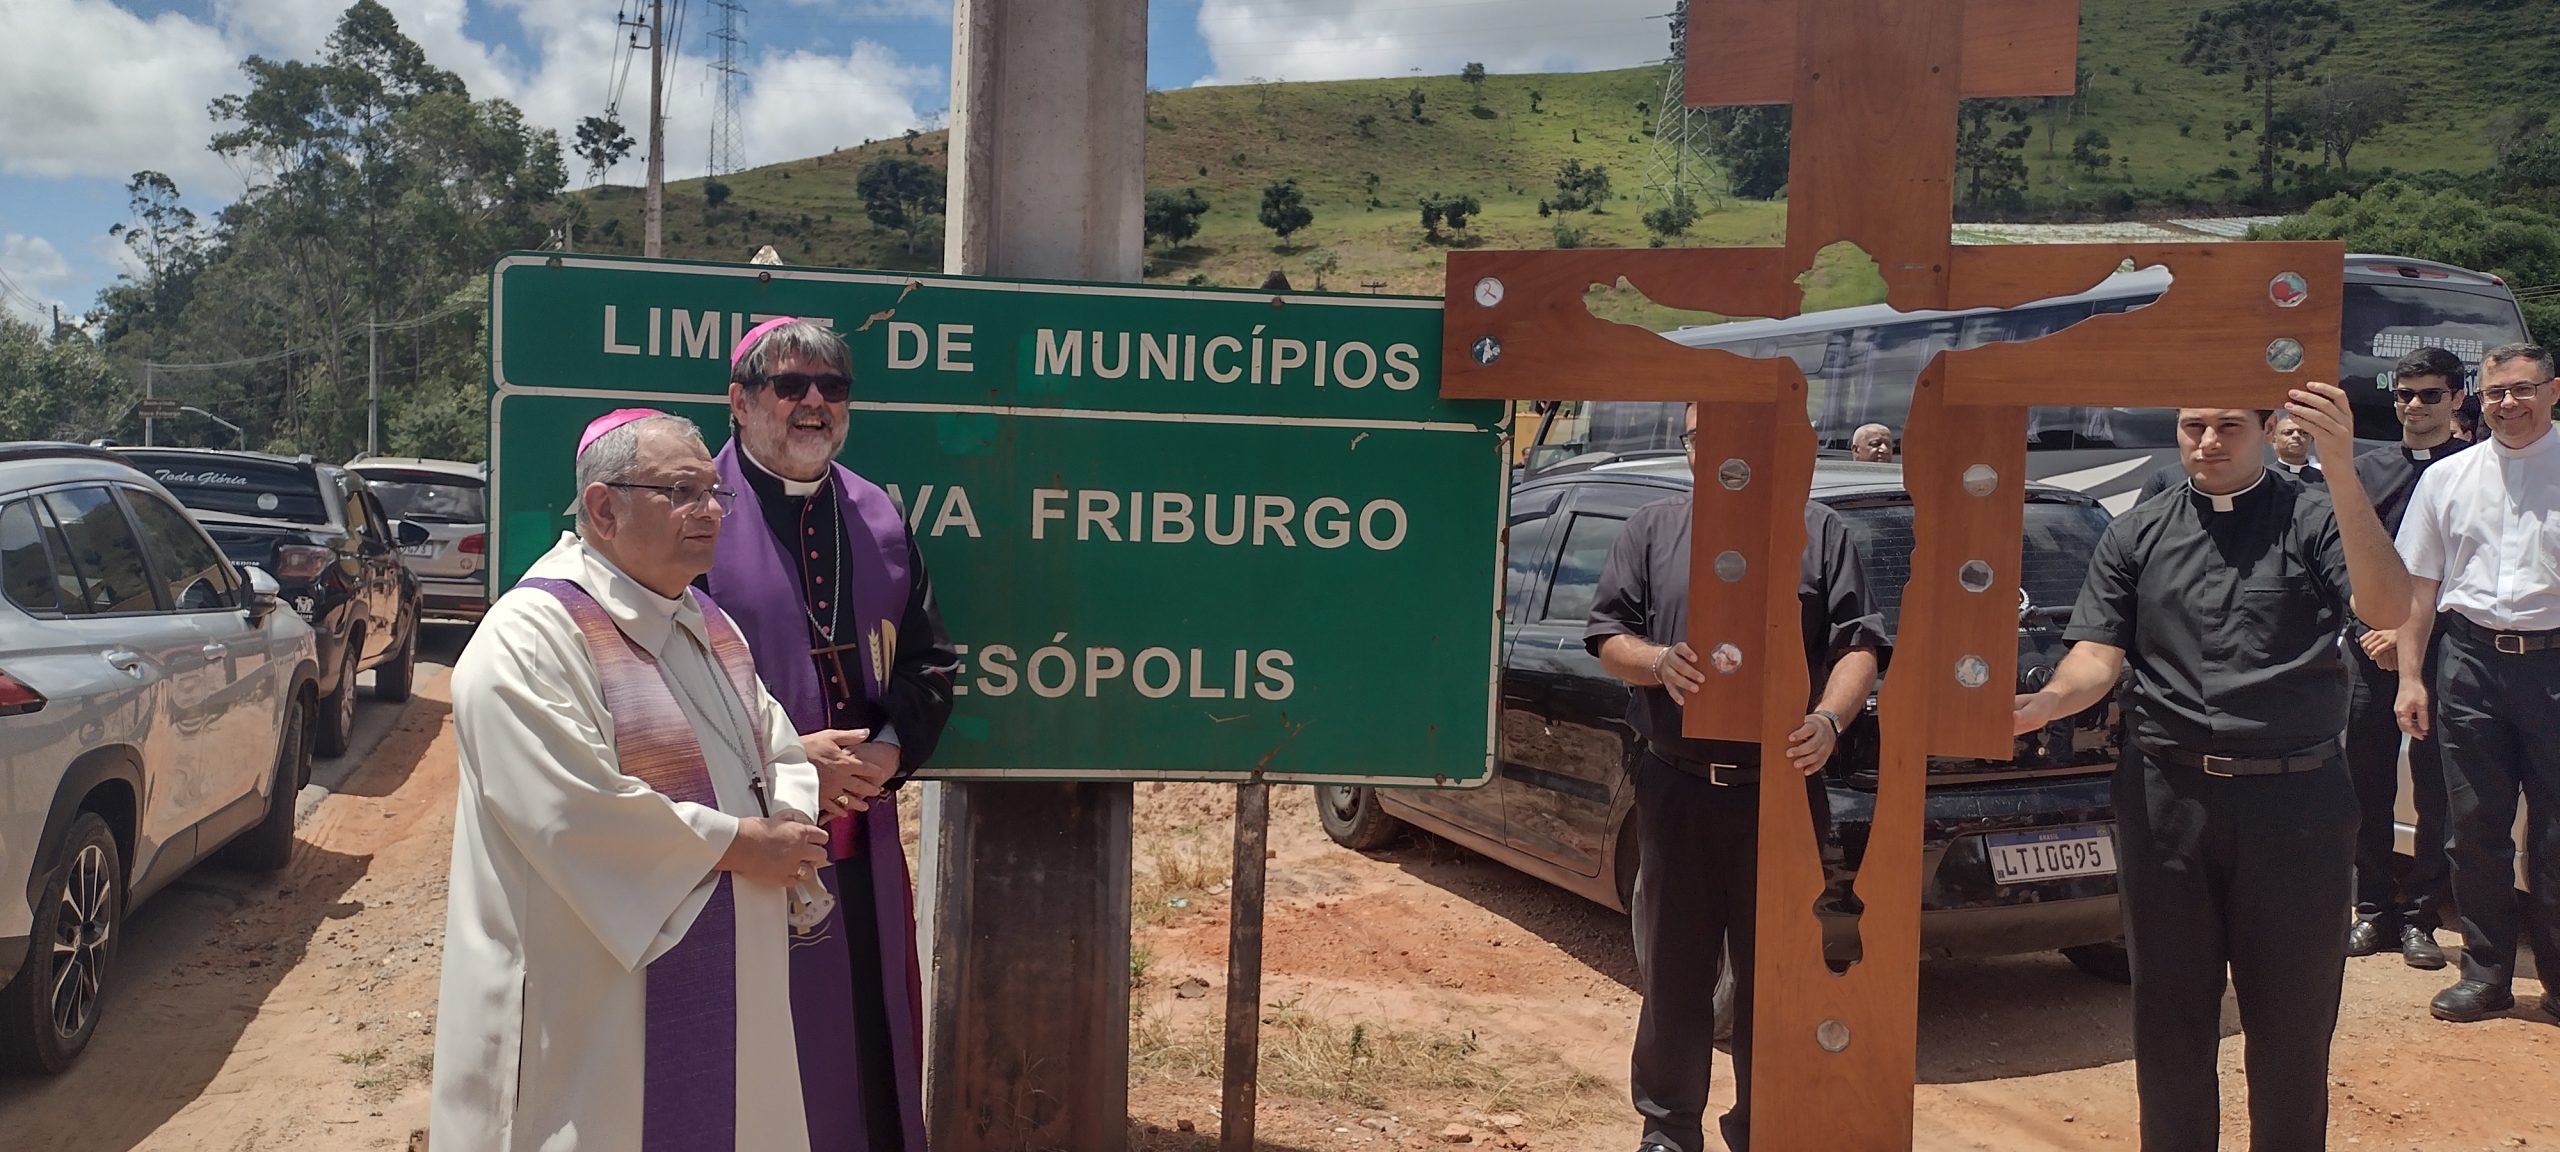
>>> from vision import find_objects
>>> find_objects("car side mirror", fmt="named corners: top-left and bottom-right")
top-left (393, 519), bottom-right (430, 547)
top-left (240, 564), bottom-right (282, 623)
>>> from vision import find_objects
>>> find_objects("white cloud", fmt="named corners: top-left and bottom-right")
top-left (1194, 0), bottom-right (1668, 86)
top-left (89, 232), bottom-right (146, 281)
top-left (0, 234), bottom-right (75, 323)
top-left (0, 0), bottom-right (242, 187)
top-left (716, 40), bottom-right (938, 173)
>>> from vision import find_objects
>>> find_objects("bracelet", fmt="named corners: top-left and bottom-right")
top-left (1651, 645), bottom-right (1671, 683)
top-left (1813, 708), bottom-right (1844, 737)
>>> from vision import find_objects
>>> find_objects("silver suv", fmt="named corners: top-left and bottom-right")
top-left (345, 456), bottom-right (487, 623)
top-left (0, 444), bottom-right (319, 1074)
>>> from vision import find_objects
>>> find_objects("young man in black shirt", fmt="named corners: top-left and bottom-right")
top-left (2344, 346), bottom-right (2472, 970)
top-left (2014, 382), bottom-right (2410, 1151)
top-left (1584, 404), bottom-right (1888, 1152)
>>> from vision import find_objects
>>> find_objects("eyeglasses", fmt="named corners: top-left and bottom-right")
top-left (1678, 429), bottom-right (1698, 448)
top-left (2480, 380), bottom-right (2555, 405)
top-left (752, 371), bottom-right (852, 404)
top-left (2392, 386), bottom-right (2452, 406)
top-left (607, 482), bottom-right (738, 515)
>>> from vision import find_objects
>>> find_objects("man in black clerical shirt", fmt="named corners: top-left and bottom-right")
top-left (1584, 404), bottom-right (1887, 1152)
top-left (2344, 346), bottom-right (2472, 970)
top-left (2015, 383), bottom-right (2410, 1152)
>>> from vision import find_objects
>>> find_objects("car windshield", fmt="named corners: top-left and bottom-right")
top-left (120, 453), bottom-right (330, 525)
top-left (360, 471), bottom-right (486, 523)
top-left (1834, 498), bottom-right (2112, 638)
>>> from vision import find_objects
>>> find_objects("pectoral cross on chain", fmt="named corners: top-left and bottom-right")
top-left (1439, 1), bottom-right (2341, 1145)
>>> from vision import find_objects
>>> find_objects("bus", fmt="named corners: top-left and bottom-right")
top-left (1522, 254), bottom-right (2536, 512)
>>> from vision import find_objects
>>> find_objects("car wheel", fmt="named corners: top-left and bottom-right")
top-left (373, 618), bottom-right (417, 703)
top-left (0, 813), bottom-right (124, 1074)
top-left (1315, 785), bottom-right (1406, 850)
top-left (315, 629), bottom-right (361, 758)
top-left (2062, 940), bottom-right (2134, 985)
top-left (222, 692), bottom-right (308, 872)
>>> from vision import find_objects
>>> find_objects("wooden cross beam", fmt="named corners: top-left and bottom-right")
top-left (1439, 1), bottom-right (2341, 1147)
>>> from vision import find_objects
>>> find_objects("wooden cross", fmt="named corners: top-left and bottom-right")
top-left (1440, 1), bottom-right (2341, 1146)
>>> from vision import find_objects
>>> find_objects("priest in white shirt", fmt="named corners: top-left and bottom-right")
top-left (2393, 342), bottom-right (2560, 1026)
top-left (431, 408), bottom-right (833, 1150)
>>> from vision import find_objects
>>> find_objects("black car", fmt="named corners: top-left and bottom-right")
top-left (113, 449), bottom-right (425, 756)
top-left (1319, 457), bottom-right (2130, 1023)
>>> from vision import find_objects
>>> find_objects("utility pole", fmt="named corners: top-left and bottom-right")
top-left (143, 363), bottom-right (155, 446)
top-left (708, 0), bottom-right (747, 178)
top-left (645, 0), bottom-right (666, 257)
top-left (366, 314), bottom-right (381, 457)
top-left (927, 2), bottom-right (1146, 1148)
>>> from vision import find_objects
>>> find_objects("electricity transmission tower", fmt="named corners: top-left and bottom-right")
top-left (708, 0), bottom-right (747, 177)
top-left (1642, 3), bottom-right (1723, 205)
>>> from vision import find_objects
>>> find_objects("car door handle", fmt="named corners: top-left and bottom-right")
top-left (201, 642), bottom-right (228, 661)
top-left (104, 650), bottom-right (145, 675)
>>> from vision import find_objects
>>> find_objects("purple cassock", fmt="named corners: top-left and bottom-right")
top-left (706, 443), bottom-right (927, 1151)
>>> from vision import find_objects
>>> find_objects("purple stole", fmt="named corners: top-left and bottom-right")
top-left (522, 577), bottom-right (765, 1152)
top-left (706, 444), bottom-right (927, 1152)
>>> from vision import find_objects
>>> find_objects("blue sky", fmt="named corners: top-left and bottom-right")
top-left (0, 0), bottom-right (1668, 328)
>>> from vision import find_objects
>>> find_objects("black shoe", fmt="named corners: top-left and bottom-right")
top-left (2346, 917), bottom-right (2391, 957)
top-left (2430, 979), bottom-right (2516, 1022)
top-left (1635, 1144), bottom-right (1677, 1152)
top-left (2400, 923), bottom-right (2448, 970)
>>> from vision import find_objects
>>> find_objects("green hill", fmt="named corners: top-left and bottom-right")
top-left (568, 0), bottom-right (2560, 295)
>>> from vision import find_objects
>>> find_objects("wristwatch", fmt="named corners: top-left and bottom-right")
top-left (1813, 708), bottom-right (1845, 737)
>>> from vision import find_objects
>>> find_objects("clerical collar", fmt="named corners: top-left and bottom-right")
top-left (2492, 423), bottom-right (2560, 461)
top-left (2403, 433), bottom-right (2454, 461)
top-left (2188, 468), bottom-right (2269, 514)
top-left (2278, 460), bottom-right (2310, 475)
top-left (741, 442), bottom-right (828, 498)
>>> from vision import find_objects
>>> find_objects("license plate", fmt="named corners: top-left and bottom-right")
top-left (1986, 825), bottom-right (2116, 884)
top-left (401, 543), bottom-right (438, 559)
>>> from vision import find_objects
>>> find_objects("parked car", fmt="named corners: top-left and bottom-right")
top-left (112, 448), bottom-right (425, 757)
top-left (1319, 457), bottom-right (2129, 1027)
top-left (345, 456), bottom-right (488, 623)
top-left (0, 443), bottom-right (320, 1074)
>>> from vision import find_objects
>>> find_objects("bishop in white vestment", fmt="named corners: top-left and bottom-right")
top-left (432, 410), bottom-right (831, 1151)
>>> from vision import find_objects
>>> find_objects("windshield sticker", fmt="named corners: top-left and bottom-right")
top-left (256, 493), bottom-right (279, 511)
top-left (2371, 333), bottom-right (2485, 363)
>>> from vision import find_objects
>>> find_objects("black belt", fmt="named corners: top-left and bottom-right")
top-left (2445, 612), bottom-right (2560, 655)
top-left (1644, 746), bottom-right (1761, 787)
top-left (2140, 739), bottom-right (2336, 778)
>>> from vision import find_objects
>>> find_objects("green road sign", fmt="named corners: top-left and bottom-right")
top-left (488, 253), bottom-right (1507, 787)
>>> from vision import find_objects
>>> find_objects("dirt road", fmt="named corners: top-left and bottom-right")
top-left (4, 641), bottom-right (2555, 1150)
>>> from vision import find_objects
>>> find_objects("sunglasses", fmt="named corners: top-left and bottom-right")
top-left (753, 371), bottom-right (852, 404)
top-left (2392, 386), bottom-right (2452, 406)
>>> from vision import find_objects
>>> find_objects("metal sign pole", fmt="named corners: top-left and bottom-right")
top-left (1219, 781), bottom-right (1272, 1152)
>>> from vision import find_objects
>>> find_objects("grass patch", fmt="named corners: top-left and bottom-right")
top-left (1132, 999), bottom-right (1612, 1127)
top-left (1132, 837), bottom-right (1232, 928)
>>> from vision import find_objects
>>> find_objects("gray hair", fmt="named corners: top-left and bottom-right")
top-left (574, 413), bottom-right (706, 534)
top-left (2483, 342), bottom-right (2557, 383)
top-left (731, 318), bottom-right (852, 385)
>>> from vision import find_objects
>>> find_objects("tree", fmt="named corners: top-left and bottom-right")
top-left (2181, 0), bottom-right (2349, 195)
top-left (2069, 129), bottom-right (2113, 176)
top-left (2258, 181), bottom-right (2560, 335)
top-left (1703, 107), bottom-right (1792, 200)
top-left (1406, 87), bottom-right (1427, 123)
top-left (1418, 192), bottom-right (1481, 240)
top-left (703, 179), bottom-right (732, 209)
top-left (1354, 112), bottom-right (1378, 138)
top-left (101, 171), bottom-right (204, 339)
top-left (2487, 108), bottom-right (2551, 164)
top-left (0, 317), bottom-right (127, 443)
top-left (1304, 248), bottom-right (1339, 290)
top-left (1259, 178), bottom-right (1313, 244)
top-left (1642, 189), bottom-right (1700, 244)
top-left (1551, 159), bottom-right (1614, 213)
top-left (855, 155), bottom-right (947, 253)
top-left (1461, 62), bottom-right (1488, 109)
top-left (1956, 100), bottom-right (2033, 210)
top-left (573, 114), bottom-right (634, 185)
top-left (1529, 88), bottom-right (1544, 113)
top-left (2289, 75), bottom-right (2406, 177)
top-left (1143, 187), bottom-right (1210, 247)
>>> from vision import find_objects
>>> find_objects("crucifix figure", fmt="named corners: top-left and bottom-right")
top-left (1440, 1), bottom-right (2341, 1146)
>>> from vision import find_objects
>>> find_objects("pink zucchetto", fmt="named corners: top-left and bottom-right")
top-left (576, 408), bottom-right (670, 457)
top-left (730, 316), bottom-right (801, 369)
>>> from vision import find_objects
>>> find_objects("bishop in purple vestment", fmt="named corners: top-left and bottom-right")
top-left (698, 318), bottom-right (956, 1151)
